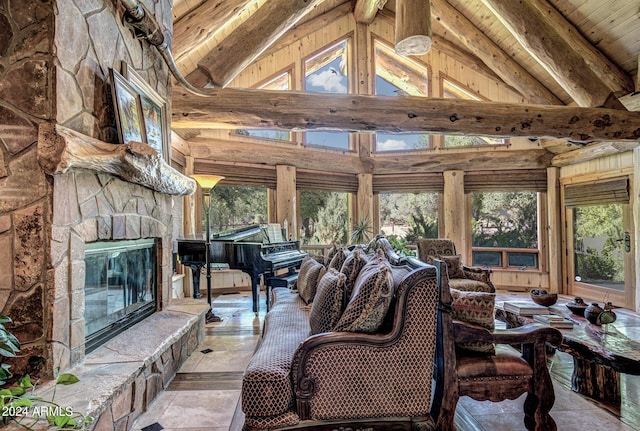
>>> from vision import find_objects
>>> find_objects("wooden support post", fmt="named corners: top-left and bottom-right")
top-left (395, 0), bottom-right (432, 56)
top-left (546, 167), bottom-right (562, 293)
top-left (443, 170), bottom-right (466, 254)
top-left (634, 147), bottom-right (640, 313)
top-left (276, 165), bottom-right (297, 240)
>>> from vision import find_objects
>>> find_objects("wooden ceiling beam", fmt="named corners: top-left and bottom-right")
top-left (395, 0), bottom-right (432, 56)
top-left (171, 0), bottom-right (256, 65)
top-left (259, 2), bottom-right (353, 58)
top-left (187, 136), bottom-right (553, 174)
top-left (481, 0), bottom-right (634, 107)
top-left (430, 0), bottom-right (561, 106)
top-left (551, 141), bottom-right (640, 167)
top-left (171, 87), bottom-right (640, 143)
top-left (196, 0), bottom-right (324, 87)
top-left (354, 0), bottom-right (387, 25)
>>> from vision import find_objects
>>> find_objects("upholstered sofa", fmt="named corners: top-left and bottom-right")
top-left (417, 238), bottom-right (495, 293)
top-left (240, 237), bottom-right (441, 431)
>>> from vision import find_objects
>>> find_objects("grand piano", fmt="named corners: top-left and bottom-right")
top-left (177, 224), bottom-right (307, 313)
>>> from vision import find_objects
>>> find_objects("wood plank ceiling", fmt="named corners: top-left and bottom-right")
top-left (169, 0), bottom-right (640, 165)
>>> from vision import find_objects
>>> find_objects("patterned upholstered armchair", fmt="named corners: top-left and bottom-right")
top-left (431, 259), bottom-right (562, 431)
top-left (417, 238), bottom-right (494, 293)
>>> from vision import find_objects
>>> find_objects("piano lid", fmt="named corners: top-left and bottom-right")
top-left (211, 224), bottom-right (268, 242)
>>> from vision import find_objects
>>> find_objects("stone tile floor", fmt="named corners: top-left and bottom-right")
top-left (132, 292), bottom-right (639, 431)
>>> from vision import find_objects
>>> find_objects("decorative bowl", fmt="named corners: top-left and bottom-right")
top-left (566, 297), bottom-right (588, 316)
top-left (530, 289), bottom-right (558, 307)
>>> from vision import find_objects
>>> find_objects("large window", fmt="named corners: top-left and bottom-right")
top-left (304, 40), bottom-right (351, 150)
top-left (299, 190), bottom-right (349, 245)
top-left (374, 40), bottom-right (430, 152)
top-left (379, 192), bottom-right (438, 252)
top-left (210, 185), bottom-right (268, 233)
top-left (573, 204), bottom-right (625, 290)
top-left (471, 191), bottom-right (539, 268)
top-left (564, 177), bottom-right (632, 307)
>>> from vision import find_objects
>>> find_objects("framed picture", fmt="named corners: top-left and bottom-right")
top-left (123, 62), bottom-right (170, 161)
top-left (110, 68), bottom-right (147, 145)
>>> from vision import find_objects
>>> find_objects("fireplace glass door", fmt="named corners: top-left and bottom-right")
top-left (84, 238), bottom-right (157, 352)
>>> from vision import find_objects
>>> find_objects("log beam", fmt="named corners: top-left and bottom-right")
top-left (430, 0), bottom-right (561, 105)
top-left (395, 0), bottom-right (432, 56)
top-left (197, 0), bottom-right (324, 87)
top-left (172, 0), bottom-right (255, 65)
top-left (187, 136), bottom-right (553, 174)
top-left (551, 141), bottom-right (640, 167)
top-left (481, 0), bottom-right (633, 107)
top-left (354, 0), bottom-right (387, 24)
top-left (171, 87), bottom-right (640, 143)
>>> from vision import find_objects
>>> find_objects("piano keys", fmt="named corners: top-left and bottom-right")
top-left (177, 224), bottom-right (307, 313)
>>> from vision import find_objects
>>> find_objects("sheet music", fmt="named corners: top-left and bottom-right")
top-left (265, 224), bottom-right (283, 243)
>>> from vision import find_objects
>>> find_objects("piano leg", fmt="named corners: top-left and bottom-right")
top-left (187, 264), bottom-right (203, 299)
top-left (250, 274), bottom-right (260, 314)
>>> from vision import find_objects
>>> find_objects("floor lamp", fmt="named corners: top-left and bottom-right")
top-left (192, 175), bottom-right (225, 323)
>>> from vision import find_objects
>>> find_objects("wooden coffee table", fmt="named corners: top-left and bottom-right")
top-left (496, 293), bottom-right (640, 411)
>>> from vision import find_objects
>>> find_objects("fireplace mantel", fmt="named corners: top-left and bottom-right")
top-left (37, 123), bottom-right (196, 196)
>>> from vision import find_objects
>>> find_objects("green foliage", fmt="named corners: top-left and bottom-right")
top-left (300, 191), bottom-right (348, 245)
top-left (313, 192), bottom-right (348, 244)
top-left (0, 315), bottom-right (92, 430)
top-left (471, 191), bottom-right (538, 248)
top-left (385, 234), bottom-right (412, 256)
top-left (379, 192), bottom-right (438, 243)
top-left (351, 218), bottom-right (372, 244)
top-left (210, 185), bottom-right (267, 232)
top-left (574, 204), bottom-right (624, 283)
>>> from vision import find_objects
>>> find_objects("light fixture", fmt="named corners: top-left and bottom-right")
top-left (192, 175), bottom-right (225, 323)
top-left (395, 0), bottom-right (433, 56)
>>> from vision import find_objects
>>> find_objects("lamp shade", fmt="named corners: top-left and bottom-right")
top-left (192, 175), bottom-right (225, 190)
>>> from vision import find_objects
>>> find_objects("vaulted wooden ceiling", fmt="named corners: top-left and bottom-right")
top-left (169, 0), bottom-right (640, 164)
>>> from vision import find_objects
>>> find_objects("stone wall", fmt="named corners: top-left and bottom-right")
top-left (0, 0), bottom-right (175, 379)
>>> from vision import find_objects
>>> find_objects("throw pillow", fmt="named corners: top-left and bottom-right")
top-left (440, 254), bottom-right (464, 279)
top-left (450, 288), bottom-right (496, 354)
top-left (328, 247), bottom-right (350, 272)
top-left (297, 256), bottom-right (327, 304)
top-left (324, 244), bottom-right (339, 267)
top-left (339, 247), bottom-right (369, 301)
top-left (333, 255), bottom-right (394, 333)
top-left (309, 269), bottom-right (347, 335)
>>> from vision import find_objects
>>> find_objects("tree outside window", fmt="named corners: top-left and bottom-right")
top-left (299, 190), bottom-right (348, 245)
top-left (379, 192), bottom-right (438, 252)
top-left (573, 203), bottom-right (624, 288)
top-left (209, 185), bottom-right (268, 233)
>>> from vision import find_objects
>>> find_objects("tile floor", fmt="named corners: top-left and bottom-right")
top-left (132, 292), bottom-right (639, 431)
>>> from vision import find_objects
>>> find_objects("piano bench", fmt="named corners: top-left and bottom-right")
top-left (268, 272), bottom-right (298, 290)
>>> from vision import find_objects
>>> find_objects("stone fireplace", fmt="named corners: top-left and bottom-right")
top-left (37, 122), bottom-right (196, 369)
top-left (0, 1), bottom-right (210, 428)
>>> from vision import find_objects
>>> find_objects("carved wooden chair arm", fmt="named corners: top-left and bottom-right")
top-left (453, 319), bottom-right (562, 347)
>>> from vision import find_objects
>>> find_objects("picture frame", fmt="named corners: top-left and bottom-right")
top-left (123, 62), bottom-right (170, 162)
top-left (110, 68), bottom-right (147, 145)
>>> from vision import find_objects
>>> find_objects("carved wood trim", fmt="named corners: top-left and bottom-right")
top-left (37, 123), bottom-right (196, 196)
